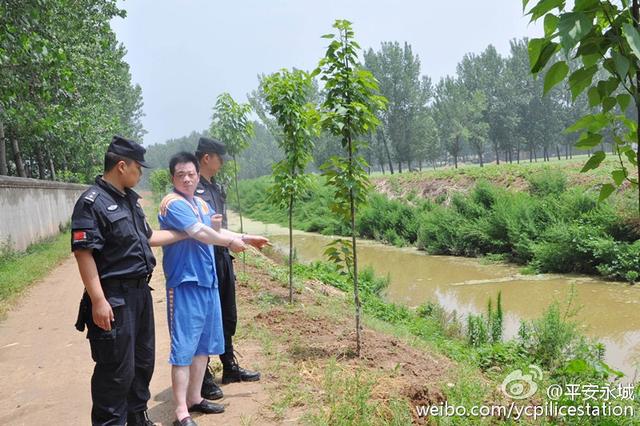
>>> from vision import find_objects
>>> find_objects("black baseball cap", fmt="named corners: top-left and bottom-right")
top-left (196, 137), bottom-right (230, 161)
top-left (107, 136), bottom-right (150, 168)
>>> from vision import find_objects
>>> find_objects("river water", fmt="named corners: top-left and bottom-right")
top-left (228, 213), bottom-right (640, 379)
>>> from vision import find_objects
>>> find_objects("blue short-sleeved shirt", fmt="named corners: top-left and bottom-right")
top-left (159, 190), bottom-right (217, 289)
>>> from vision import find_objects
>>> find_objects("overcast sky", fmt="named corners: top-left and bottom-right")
top-left (111, 1), bottom-right (542, 146)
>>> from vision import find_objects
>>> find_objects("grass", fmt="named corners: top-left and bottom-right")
top-left (239, 249), bottom-right (640, 425)
top-left (0, 231), bottom-right (71, 318)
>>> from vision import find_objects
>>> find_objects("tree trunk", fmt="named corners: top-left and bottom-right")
top-left (346, 133), bottom-right (362, 356)
top-left (12, 138), bottom-right (26, 177)
top-left (478, 149), bottom-right (484, 167)
top-left (418, 159), bottom-right (422, 171)
top-left (493, 142), bottom-right (500, 165)
top-left (289, 195), bottom-right (294, 304)
top-left (0, 120), bottom-right (7, 175)
top-left (47, 149), bottom-right (56, 180)
top-left (36, 143), bottom-right (46, 180)
top-left (379, 161), bottom-right (385, 174)
top-left (380, 129), bottom-right (394, 174)
top-left (556, 145), bottom-right (561, 161)
top-left (398, 161), bottom-right (402, 173)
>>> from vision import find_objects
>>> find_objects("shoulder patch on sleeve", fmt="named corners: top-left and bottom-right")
top-left (159, 193), bottom-right (184, 217)
top-left (83, 190), bottom-right (99, 204)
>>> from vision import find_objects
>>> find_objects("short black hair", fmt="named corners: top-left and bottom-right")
top-left (104, 152), bottom-right (133, 172)
top-left (169, 151), bottom-right (199, 176)
top-left (195, 150), bottom-right (221, 162)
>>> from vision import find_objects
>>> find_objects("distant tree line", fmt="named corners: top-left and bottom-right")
top-left (0, 0), bottom-right (145, 182)
top-left (139, 37), bottom-right (629, 180)
top-left (361, 39), bottom-right (603, 173)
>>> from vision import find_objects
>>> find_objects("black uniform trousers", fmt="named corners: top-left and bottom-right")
top-left (214, 245), bottom-right (237, 360)
top-left (86, 279), bottom-right (155, 426)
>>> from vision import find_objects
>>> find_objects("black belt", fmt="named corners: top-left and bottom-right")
top-left (102, 275), bottom-right (151, 288)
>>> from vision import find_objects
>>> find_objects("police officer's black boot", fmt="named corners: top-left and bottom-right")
top-left (126, 410), bottom-right (155, 426)
top-left (221, 351), bottom-right (260, 384)
top-left (201, 359), bottom-right (223, 400)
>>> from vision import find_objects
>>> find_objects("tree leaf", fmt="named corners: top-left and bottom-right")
top-left (617, 93), bottom-right (631, 111)
top-left (602, 96), bottom-right (617, 112)
top-left (544, 13), bottom-right (559, 37)
top-left (529, 0), bottom-right (564, 21)
top-left (587, 86), bottom-right (600, 107)
top-left (565, 113), bottom-right (607, 133)
top-left (568, 65), bottom-right (597, 100)
top-left (612, 50), bottom-right (630, 80)
top-left (558, 12), bottom-right (593, 51)
top-left (622, 23), bottom-right (640, 59)
top-left (598, 183), bottom-right (615, 202)
top-left (612, 169), bottom-right (627, 185)
top-left (544, 61), bottom-right (569, 94)
top-left (575, 0), bottom-right (599, 11)
top-left (531, 41), bottom-right (560, 73)
top-left (575, 132), bottom-right (603, 149)
top-left (581, 150), bottom-right (606, 172)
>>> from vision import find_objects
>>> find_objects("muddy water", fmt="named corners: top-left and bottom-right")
top-left (229, 213), bottom-right (640, 378)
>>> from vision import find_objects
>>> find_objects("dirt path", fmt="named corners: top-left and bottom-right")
top-left (0, 254), bottom-right (272, 426)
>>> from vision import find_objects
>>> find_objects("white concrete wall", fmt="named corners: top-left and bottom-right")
top-left (0, 177), bottom-right (88, 252)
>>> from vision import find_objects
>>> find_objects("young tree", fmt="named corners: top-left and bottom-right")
top-left (313, 20), bottom-right (386, 355)
top-left (525, 0), bottom-right (639, 212)
top-left (262, 69), bottom-right (318, 303)
top-left (211, 93), bottom-right (254, 232)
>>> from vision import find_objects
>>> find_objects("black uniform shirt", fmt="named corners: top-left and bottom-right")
top-left (71, 176), bottom-right (156, 280)
top-left (196, 176), bottom-right (227, 229)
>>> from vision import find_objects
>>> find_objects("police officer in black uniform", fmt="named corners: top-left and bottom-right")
top-left (72, 136), bottom-right (185, 426)
top-left (194, 137), bottom-right (261, 400)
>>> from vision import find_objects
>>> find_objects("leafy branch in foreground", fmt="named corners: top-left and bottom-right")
top-left (525, 0), bottom-right (639, 213)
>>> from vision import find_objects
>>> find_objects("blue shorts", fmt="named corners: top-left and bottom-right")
top-left (166, 282), bottom-right (224, 366)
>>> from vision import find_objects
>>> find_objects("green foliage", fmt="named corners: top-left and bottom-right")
top-left (210, 92), bottom-right (254, 232)
top-left (324, 239), bottom-right (354, 277)
top-left (262, 68), bottom-right (319, 302)
top-left (357, 193), bottom-right (421, 246)
top-left (313, 19), bottom-right (386, 223)
top-left (526, 302), bottom-right (578, 369)
top-left (525, 0), bottom-right (639, 211)
top-left (527, 169), bottom-right (567, 196)
top-left (0, 0), bottom-right (145, 182)
top-left (262, 69), bottom-right (318, 210)
top-left (466, 292), bottom-right (503, 347)
top-left (313, 19), bottom-right (387, 353)
top-left (211, 93), bottom-right (254, 157)
top-left (466, 314), bottom-right (489, 347)
top-left (149, 168), bottom-right (171, 203)
top-left (238, 174), bottom-right (637, 282)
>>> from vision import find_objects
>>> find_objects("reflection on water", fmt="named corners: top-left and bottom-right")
top-left (228, 212), bottom-right (640, 378)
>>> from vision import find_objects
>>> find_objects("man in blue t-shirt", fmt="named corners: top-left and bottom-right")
top-left (159, 152), bottom-right (268, 426)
